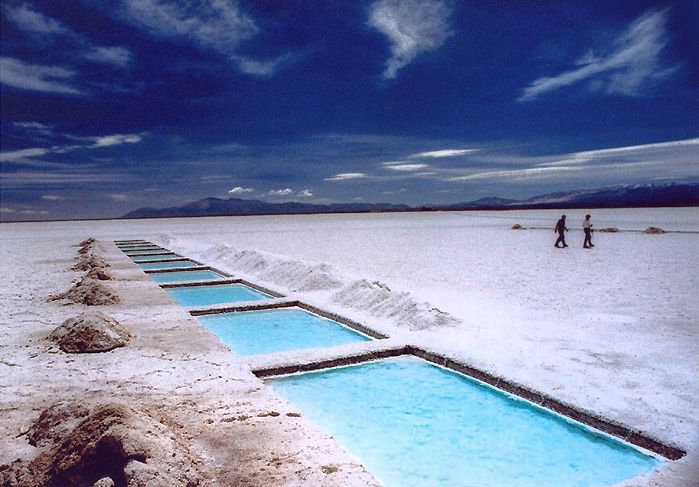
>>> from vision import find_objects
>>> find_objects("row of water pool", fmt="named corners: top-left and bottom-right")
top-left (115, 239), bottom-right (666, 486)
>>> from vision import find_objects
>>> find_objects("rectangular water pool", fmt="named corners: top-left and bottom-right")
top-left (269, 357), bottom-right (660, 487)
top-left (121, 246), bottom-right (166, 252)
top-left (126, 250), bottom-right (169, 256)
top-left (130, 254), bottom-right (180, 262)
top-left (149, 269), bottom-right (225, 283)
top-left (166, 283), bottom-right (272, 306)
top-left (138, 260), bottom-right (198, 271)
top-left (197, 307), bottom-right (371, 356)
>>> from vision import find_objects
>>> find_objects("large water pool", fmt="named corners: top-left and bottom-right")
top-left (166, 283), bottom-right (272, 307)
top-left (269, 357), bottom-right (660, 487)
top-left (149, 269), bottom-right (225, 283)
top-left (138, 260), bottom-right (198, 270)
top-left (197, 307), bottom-right (371, 356)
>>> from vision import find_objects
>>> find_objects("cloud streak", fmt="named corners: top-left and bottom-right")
top-left (3, 3), bottom-right (133, 69)
top-left (115, 0), bottom-right (286, 76)
top-left (519, 8), bottom-right (675, 101)
top-left (0, 57), bottom-right (82, 95)
top-left (369, 0), bottom-right (452, 79)
top-left (447, 137), bottom-right (699, 183)
top-left (409, 149), bottom-right (476, 158)
top-left (0, 132), bottom-right (144, 163)
top-left (325, 172), bottom-right (368, 181)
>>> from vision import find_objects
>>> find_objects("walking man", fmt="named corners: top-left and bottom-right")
top-left (554, 215), bottom-right (568, 248)
top-left (583, 214), bottom-right (594, 248)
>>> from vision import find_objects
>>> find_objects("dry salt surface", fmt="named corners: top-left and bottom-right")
top-left (1, 207), bottom-right (698, 486)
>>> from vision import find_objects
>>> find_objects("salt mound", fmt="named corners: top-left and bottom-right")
top-left (78, 237), bottom-right (96, 248)
top-left (77, 238), bottom-right (97, 255)
top-left (86, 267), bottom-right (113, 281)
top-left (644, 226), bottom-right (666, 234)
top-left (49, 312), bottom-right (131, 353)
top-left (597, 227), bottom-right (619, 233)
top-left (73, 254), bottom-right (110, 272)
top-left (163, 238), bottom-right (462, 331)
top-left (0, 402), bottom-right (202, 487)
top-left (50, 278), bottom-right (120, 306)
top-left (212, 247), bottom-right (343, 291)
top-left (332, 279), bottom-right (459, 331)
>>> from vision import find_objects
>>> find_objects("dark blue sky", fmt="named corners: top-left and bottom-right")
top-left (1, 0), bottom-right (698, 220)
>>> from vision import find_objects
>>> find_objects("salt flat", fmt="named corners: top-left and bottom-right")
top-left (1, 207), bottom-right (697, 485)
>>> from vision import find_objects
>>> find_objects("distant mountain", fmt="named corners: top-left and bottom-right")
top-left (122, 197), bottom-right (410, 218)
top-left (447, 183), bottom-right (699, 210)
top-left (122, 183), bottom-right (699, 219)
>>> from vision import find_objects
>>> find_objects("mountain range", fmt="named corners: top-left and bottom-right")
top-left (122, 183), bottom-right (699, 219)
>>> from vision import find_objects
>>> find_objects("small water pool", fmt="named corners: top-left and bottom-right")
top-left (269, 357), bottom-right (661, 487)
top-left (166, 283), bottom-right (272, 306)
top-left (197, 307), bottom-right (371, 356)
top-left (125, 250), bottom-right (169, 256)
top-left (149, 269), bottom-right (225, 283)
top-left (122, 247), bottom-right (165, 253)
top-left (130, 254), bottom-right (180, 262)
top-left (138, 260), bottom-right (198, 271)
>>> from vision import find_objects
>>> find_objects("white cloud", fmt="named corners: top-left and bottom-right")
top-left (299, 189), bottom-right (313, 197)
top-left (41, 195), bottom-right (64, 201)
top-left (90, 134), bottom-right (143, 147)
top-left (0, 132), bottom-right (145, 163)
top-left (384, 163), bottom-right (430, 171)
top-left (410, 149), bottom-right (476, 158)
top-left (116, 0), bottom-right (284, 76)
top-left (0, 171), bottom-right (124, 189)
top-left (0, 57), bottom-right (82, 95)
top-left (268, 188), bottom-right (294, 196)
top-left (235, 54), bottom-right (293, 76)
top-left (13, 121), bottom-right (54, 133)
top-left (519, 8), bottom-right (675, 101)
top-left (324, 172), bottom-right (368, 181)
top-left (0, 147), bottom-right (50, 162)
top-left (447, 137), bottom-right (699, 183)
top-left (369, 0), bottom-right (453, 79)
top-left (3, 4), bottom-right (133, 69)
top-left (229, 186), bottom-right (255, 194)
top-left (2, 3), bottom-right (67, 34)
top-left (83, 46), bottom-right (132, 68)
top-left (0, 207), bottom-right (17, 214)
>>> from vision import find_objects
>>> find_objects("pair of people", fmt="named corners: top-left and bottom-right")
top-left (554, 214), bottom-right (594, 248)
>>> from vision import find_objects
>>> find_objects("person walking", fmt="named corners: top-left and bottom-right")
top-left (554, 215), bottom-right (568, 248)
top-left (583, 214), bottom-right (594, 248)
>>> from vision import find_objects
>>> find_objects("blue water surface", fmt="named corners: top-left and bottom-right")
top-left (120, 246), bottom-right (164, 252)
top-left (150, 269), bottom-right (225, 283)
top-left (167, 283), bottom-right (272, 306)
top-left (269, 357), bottom-right (660, 487)
top-left (130, 254), bottom-right (180, 262)
top-left (138, 260), bottom-right (198, 270)
top-left (197, 308), bottom-right (371, 356)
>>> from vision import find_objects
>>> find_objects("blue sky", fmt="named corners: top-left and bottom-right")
top-left (1, 0), bottom-right (697, 220)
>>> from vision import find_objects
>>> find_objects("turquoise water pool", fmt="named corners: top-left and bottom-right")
top-left (166, 283), bottom-right (272, 306)
top-left (138, 260), bottom-right (198, 270)
top-left (197, 308), bottom-right (371, 356)
top-left (126, 250), bottom-right (169, 256)
top-left (269, 357), bottom-right (660, 487)
top-left (131, 254), bottom-right (180, 262)
top-left (150, 269), bottom-right (225, 283)
top-left (120, 246), bottom-right (167, 253)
